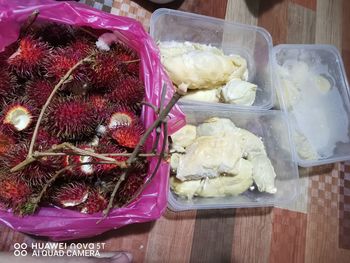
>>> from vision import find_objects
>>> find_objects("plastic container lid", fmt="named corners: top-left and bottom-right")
top-left (273, 44), bottom-right (350, 167)
top-left (150, 8), bottom-right (275, 110)
top-left (168, 106), bottom-right (299, 211)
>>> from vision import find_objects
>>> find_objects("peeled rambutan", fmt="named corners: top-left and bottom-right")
top-left (80, 189), bottom-right (107, 214)
top-left (117, 172), bottom-right (145, 204)
top-left (106, 105), bottom-right (138, 130)
top-left (1, 100), bottom-right (36, 133)
top-left (63, 146), bottom-right (95, 177)
top-left (110, 77), bottom-right (144, 106)
top-left (54, 182), bottom-right (90, 208)
top-left (111, 123), bottom-right (144, 149)
top-left (7, 36), bottom-right (49, 77)
top-left (94, 142), bottom-right (128, 174)
top-left (0, 177), bottom-right (32, 207)
top-left (46, 98), bottom-right (99, 141)
top-left (0, 69), bottom-right (16, 102)
top-left (25, 80), bottom-right (53, 108)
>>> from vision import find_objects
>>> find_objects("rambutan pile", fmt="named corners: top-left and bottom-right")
top-left (0, 20), bottom-right (148, 215)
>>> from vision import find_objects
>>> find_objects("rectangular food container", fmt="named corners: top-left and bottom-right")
top-left (273, 44), bottom-right (350, 167)
top-left (168, 106), bottom-right (299, 211)
top-left (150, 8), bottom-right (275, 110)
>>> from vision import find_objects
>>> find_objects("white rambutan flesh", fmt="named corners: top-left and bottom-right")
top-left (4, 105), bottom-right (32, 131)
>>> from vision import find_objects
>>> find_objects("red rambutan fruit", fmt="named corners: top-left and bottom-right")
top-left (0, 70), bottom-right (17, 102)
top-left (110, 77), bottom-right (144, 105)
top-left (112, 43), bottom-right (140, 75)
top-left (30, 23), bottom-right (76, 47)
top-left (0, 177), bottom-right (32, 207)
top-left (117, 172), bottom-right (145, 204)
top-left (54, 182), bottom-right (90, 208)
top-left (46, 98), bottom-right (99, 141)
top-left (94, 142), bottom-right (128, 174)
top-left (0, 143), bottom-right (57, 185)
top-left (34, 129), bottom-right (60, 151)
top-left (69, 39), bottom-right (94, 59)
top-left (111, 123), bottom-right (144, 149)
top-left (63, 146), bottom-right (95, 177)
top-left (45, 48), bottom-right (85, 80)
top-left (1, 100), bottom-right (36, 133)
top-left (116, 53), bottom-right (140, 76)
top-left (106, 105), bottom-right (138, 130)
top-left (0, 130), bottom-right (16, 155)
top-left (90, 52), bottom-right (120, 90)
top-left (25, 80), bottom-right (53, 108)
top-left (80, 189), bottom-right (107, 214)
top-left (87, 95), bottom-right (111, 122)
top-left (7, 36), bottom-right (49, 77)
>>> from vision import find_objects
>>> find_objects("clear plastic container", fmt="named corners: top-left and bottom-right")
top-left (168, 106), bottom-right (299, 211)
top-left (273, 44), bottom-right (350, 167)
top-left (150, 8), bottom-right (275, 110)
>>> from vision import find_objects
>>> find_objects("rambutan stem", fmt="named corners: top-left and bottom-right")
top-left (141, 101), bottom-right (159, 113)
top-left (27, 55), bottom-right (93, 158)
top-left (20, 10), bottom-right (39, 37)
top-left (125, 121), bottom-right (168, 207)
top-left (122, 59), bottom-right (141, 64)
top-left (11, 141), bottom-right (126, 172)
top-left (127, 91), bottom-right (181, 165)
top-left (33, 152), bottom-right (162, 158)
top-left (51, 143), bottom-right (123, 166)
top-left (151, 83), bottom-right (167, 153)
top-left (25, 161), bottom-right (116, 214)
top-left (101, 90), bottom-right (182, 221)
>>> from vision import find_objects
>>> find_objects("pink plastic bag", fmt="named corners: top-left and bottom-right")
top-left (0, 0), bottom-right (185, 240)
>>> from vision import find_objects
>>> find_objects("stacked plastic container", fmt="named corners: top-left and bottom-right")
top-left (150, 8), bottom-right (350, 211)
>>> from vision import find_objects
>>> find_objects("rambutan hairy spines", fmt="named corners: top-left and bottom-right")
top-left (45, 48), bottom-right (79, 79)
top-left (31, 23), bottom-right (76, 47)
top-left (25, 80), bottom-right (53, 108)
top-left (46, 98), bottom-right (99, 141)
top-left (0, 129), bottom-right (16, 155)
top-left (87, 95), bottom-right (111, 123)
top-left (69, 39), bottom-right (94, 59)
top-left (0, 70), bottom-right (17, 102)
top-left (110, 77), bottom-right (145, 106)
top-left (7, 36), bottom-right (50, 77)
top-left (80, 189), bottom-right (107, 214)
top-left (90, 51), bottom-right (121, 90)
top-left (34, 129), bottom-right (60, 152)
top-left (54, 182), bottom-right (90, 208)
top-left (0, 143), bottom-right (56, 185)
top-left (111, 123), bottom-right (145, 149)
top-left (0, 177), bottom-right (32, 207)
top-left (116, 172), bottom-right (146, 204)
top-left (95, 143), bottom-right (128, 174)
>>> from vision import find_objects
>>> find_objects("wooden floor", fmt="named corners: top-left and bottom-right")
top-left (1, 0), bottom-right (350, 262)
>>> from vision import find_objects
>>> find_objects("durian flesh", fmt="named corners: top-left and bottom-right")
top-left (170, 118), bottom-right (277, 199)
